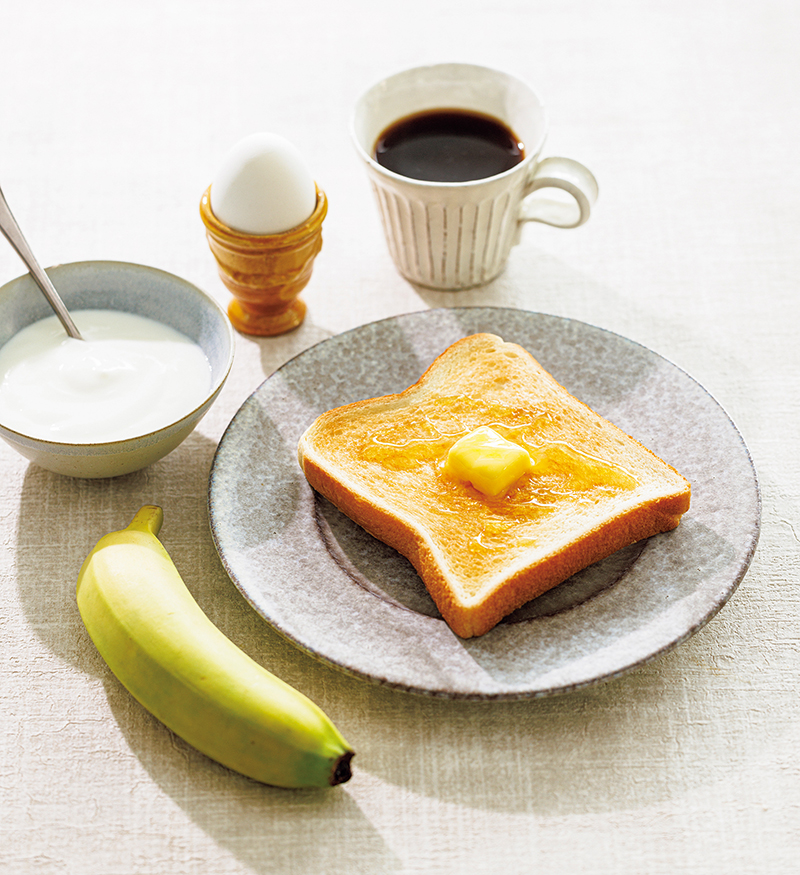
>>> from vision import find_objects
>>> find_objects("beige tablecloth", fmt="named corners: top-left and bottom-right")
top-left (2, 1), bottom-right (798, 872)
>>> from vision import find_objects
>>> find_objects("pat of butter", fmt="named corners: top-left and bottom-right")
top-left (445, 426), bottom-right (532, 498)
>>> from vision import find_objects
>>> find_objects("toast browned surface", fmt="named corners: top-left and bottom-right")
top-left (297, 334), bottom-right (691, 638)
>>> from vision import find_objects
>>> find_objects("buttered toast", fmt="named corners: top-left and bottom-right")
top-left (297, 333), bottom-right (691, 638)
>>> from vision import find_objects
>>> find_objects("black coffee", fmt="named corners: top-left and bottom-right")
top-left (374, 109), bottom-right (525, 183)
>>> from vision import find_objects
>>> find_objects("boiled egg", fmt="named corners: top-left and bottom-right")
top-left (210, 133), bottom-right (317, 235)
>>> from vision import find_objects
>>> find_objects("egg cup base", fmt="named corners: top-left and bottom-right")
top-left (228, 297), bottom-right (306, 337)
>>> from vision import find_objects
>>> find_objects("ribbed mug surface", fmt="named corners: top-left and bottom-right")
top-left (369, 174), bottom-right (525, 290)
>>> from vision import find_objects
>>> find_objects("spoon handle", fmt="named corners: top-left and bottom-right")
top-left (0, 185), bottom-right (83, 340)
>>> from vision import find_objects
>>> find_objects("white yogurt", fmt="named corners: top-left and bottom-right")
top-left (0, 309), bottom-right (213, 443)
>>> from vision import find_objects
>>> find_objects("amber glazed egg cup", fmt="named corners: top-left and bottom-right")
top-left (199, 185), bottom-right (327, 336)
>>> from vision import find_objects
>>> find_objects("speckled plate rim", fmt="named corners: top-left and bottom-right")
top-left (208, 308), bottom-right (761, 699)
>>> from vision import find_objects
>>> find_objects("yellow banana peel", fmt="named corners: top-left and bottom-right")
top-left (76, 505), bottom-right (353, 788)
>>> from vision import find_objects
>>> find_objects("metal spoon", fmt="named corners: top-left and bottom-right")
top-left (0, 184), bottom-right (83, 340)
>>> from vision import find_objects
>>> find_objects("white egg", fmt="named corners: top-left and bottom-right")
top-left (210, 133), bottom-right (317, 235)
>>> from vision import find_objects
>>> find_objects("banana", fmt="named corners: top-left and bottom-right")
top-left (76, 505), bottom-right (354, 788)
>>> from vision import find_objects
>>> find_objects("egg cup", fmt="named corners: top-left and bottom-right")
top-left (200, 185), bottom-right (327, 336)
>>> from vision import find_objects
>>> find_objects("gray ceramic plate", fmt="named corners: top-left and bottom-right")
top-left (208, 308), bottom-right (760, 699)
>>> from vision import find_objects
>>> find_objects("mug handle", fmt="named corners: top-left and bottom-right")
top-left (519, 157), bottom-right (598, 229)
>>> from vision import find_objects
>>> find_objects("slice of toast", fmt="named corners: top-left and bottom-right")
top-left (297, 333), bottom-right (691, 638)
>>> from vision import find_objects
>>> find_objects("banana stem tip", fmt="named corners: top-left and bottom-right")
top-left (129, 505), bottom-right (165, 537)
top-left (331, 751), bottom-right (354, 786)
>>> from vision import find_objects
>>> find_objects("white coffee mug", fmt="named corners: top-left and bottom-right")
top-left (352, 63), bottom-right (598, 290)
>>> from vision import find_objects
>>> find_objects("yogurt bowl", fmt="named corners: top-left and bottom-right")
top-left (0, 260), bottom-right (234, 478)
